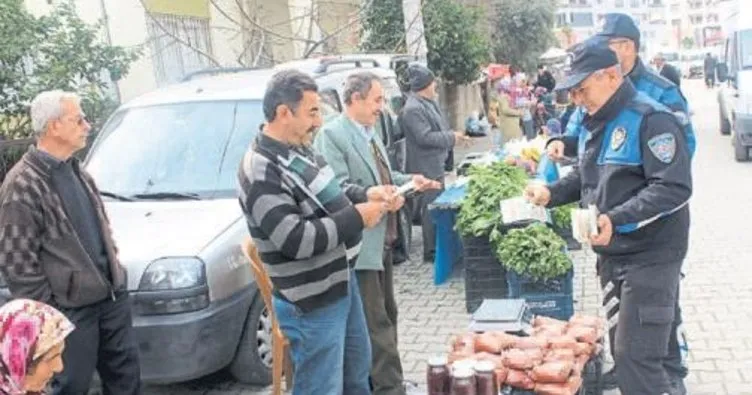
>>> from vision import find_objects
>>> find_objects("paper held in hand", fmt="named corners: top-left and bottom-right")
top-left (500, 197), bottom-right (549, 224)
top-left (571, 205), bottom-right (599, 244)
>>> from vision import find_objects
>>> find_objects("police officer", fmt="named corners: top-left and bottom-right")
top-left (550, 13), bottom-right (696, 160)
top-left (547, 15), bottom-right (692, 391)
top-left (526, 43), bottom-right (691, 395)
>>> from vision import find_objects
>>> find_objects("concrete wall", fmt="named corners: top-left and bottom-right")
top-left (438, 83), bottom-right (485, 130)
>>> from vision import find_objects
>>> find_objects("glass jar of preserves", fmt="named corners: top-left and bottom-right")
top-left (473, 360), bottom-right (498, 395)
top-left (427, 356), bottom-right (450, 395)
top-left (450, 366), bottom-right (476, 395)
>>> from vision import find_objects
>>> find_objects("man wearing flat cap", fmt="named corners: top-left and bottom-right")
top-left (398, 63), bottom-right (468, 263)
top-left (526, 43), bottom-right (692, 395)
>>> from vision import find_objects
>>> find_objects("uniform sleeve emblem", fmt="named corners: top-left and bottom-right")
top-left (611, 127), bottom-right (627, 151)
top-left (647, 133), bottom-right (677, 164)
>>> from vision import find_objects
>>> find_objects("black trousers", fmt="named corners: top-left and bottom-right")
top-left (418, 182), bottom-right (443, 261)
top-left (356, 249), bottom-right (405, 395)
top-left (52, 292), bottom-right (142, 395)
top-left (598, 258), bottom-right (683, 394)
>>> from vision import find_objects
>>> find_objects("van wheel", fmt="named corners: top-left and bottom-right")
top-left (228, 295), bottom-right (273, 385)
top-left (720, 111), bottom-right (731, 135)
top-left (734, 134), bottom-right (750, 162)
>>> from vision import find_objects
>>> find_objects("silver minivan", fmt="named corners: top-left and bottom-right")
top-left (24, 61), bottom-right (407, 385)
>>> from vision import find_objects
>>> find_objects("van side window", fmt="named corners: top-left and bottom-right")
top-left (319, 89), bottom-right (342, 121)
top-left (729, 32), bottom-right (739, 75)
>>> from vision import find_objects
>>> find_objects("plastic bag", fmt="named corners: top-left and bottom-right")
top-left (567, 325), bottom-right (598, 344)
top-left (505, 369), bottom-right (535, 390)
top-left (475, 332), bottom-right (504, 354)
top-left (500, 196), bottom-right (549, 224)
top-left (530, 361), bottom-right (574, 384)
top-left (502, 349), bottom-right (537, 370)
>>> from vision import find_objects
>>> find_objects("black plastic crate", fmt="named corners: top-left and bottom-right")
top-left (462, 235), bottom-right (507, 313)
top-left (554, 225), bottom-right (582, 251)
top-left (507, 270), bottom-right (575, 321)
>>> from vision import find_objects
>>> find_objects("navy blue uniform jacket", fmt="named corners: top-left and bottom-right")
top-left (547, 80), bottom-right (692, 264)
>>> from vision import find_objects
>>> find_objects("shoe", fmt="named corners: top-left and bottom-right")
top-left (670, 377), bottom-right (687, 395)
top-left (601, 367), bottom-right (619, 390)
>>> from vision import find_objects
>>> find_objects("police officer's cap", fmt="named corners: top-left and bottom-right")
top-left (555, 40), bottom-right (619, 92)
top-left (596, 13), bottom-right (641, 47)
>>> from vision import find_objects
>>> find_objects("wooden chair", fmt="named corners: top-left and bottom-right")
top-left (241, 237), bottom-right (294, 394)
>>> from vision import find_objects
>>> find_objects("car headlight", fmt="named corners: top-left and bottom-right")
top-left (139, 257), bottom-right (206, 291)
top-left (135, 258), bottom-right (209, 315)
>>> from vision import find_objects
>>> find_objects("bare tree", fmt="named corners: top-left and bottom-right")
top-left (141, 0), bottom-right (371, 68)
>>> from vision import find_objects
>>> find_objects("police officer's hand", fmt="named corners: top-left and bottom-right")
top-left (524, 183), bottom-right (551, 207)
top-left (547, 140), bottom-right (566, 162)
top-left (590, 214), bottom-right (613, 246)
top-left (355, 201), bottom-right (387, 228)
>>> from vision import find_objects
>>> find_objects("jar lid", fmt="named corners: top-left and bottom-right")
top-left (452, 366), bottom-right (474, 379)
top-left (473, 360), bottom-right (495, 372)
top-left (427, 356), bottom-right (448, 366)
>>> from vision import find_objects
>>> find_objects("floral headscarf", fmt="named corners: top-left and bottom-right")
top-left (0, 299), bottom-right (74, 395)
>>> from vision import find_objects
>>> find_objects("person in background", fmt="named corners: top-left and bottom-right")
top-left (514, 78), bottom-right (536, 140)
top-left (238, 69), bottom-right (394, 395)
top-left (704, 52), bottom-right (717, 88)
top-left (0, 299), bottom-right (74, 395)
top-left (535, 64), bottom-right (557, 92)
top-left (398, 63), bottom-right (469, 263)
top-left (494, 78), bottom-right (524, 143)
top-left (0, 90), bottom-right (141, 395)
top-left (314, 72), bottom-right (441, 395)
top-left (653, 52), bottom-right (682, 88)
top-left (533, 102), bottom-right (552, 137)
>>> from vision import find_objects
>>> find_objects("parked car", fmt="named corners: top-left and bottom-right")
top-left (0, 59), bottom-right (413, 384)
top-left (717, 4), bottom-right (752, 162)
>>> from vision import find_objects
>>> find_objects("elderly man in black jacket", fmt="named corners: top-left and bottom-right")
top-left (398, 64), bottom-right (468, 262)
top-left (653, 53), bottom-right (682, 88)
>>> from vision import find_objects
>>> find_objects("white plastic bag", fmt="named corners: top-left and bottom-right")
top-left (500, 196), bottom-right (549, 224)
top-left (571, 205), bottom-right (599, 243)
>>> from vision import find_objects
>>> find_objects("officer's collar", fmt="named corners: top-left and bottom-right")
top-left (626, 57), bottom-right (647, 84)
top-left (584, 79), bottom-right (637, 125)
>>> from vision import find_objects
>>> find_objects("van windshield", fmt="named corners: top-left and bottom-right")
top-left (85, 100), bottom-right (263, 200)
top-left (740, 29), bottom-right (752, 69)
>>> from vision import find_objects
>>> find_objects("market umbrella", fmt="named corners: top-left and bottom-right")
top-left (539, 47), bottom-right (567, 61)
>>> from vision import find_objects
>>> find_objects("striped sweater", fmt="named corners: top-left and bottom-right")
top-left (237, 133), bottom-right (367, 312)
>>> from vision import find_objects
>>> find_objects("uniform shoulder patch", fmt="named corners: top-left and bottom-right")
top-left (647, 132), bottom-right (677, 164)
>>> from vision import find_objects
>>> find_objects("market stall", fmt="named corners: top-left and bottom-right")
top-left (425, 313), bottom-right (606, 395)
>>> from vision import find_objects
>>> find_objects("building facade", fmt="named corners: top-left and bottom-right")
top-left (554, 0), bottom-right (671, 55)
top-left (24, 0), bottom-right (361, 101)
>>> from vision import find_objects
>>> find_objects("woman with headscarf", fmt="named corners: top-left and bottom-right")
top-left (494, 78), bottom-right (524, 142)
top-left (0, 299), bottom-right (74, 395)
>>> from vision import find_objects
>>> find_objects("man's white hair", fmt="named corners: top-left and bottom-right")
top-left (30, 90), bottom-right (81, 136)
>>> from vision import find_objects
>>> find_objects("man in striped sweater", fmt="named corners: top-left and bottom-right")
top-left (238, 69), bottom-right (394, 395)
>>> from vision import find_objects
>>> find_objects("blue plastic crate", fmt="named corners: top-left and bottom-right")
top-left (506, 270), bottom-right (574, 321)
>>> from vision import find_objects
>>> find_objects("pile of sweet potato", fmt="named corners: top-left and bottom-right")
top-left (447, 314), bottom-right (605, 395)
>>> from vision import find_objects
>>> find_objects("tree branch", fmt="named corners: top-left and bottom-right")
top-left (139, 0), bottom-right (221, 67)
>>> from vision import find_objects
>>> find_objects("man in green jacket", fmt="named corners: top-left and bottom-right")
top-left (314, 71), bottom-right (440, 395)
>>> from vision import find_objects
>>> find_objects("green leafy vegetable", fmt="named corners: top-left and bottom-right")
top-left (456, 162), bottom-right (528, 236)
top-left (551, 203), bottom-right (578, 230)
top-left (491, 223), bottom-right (572, 282)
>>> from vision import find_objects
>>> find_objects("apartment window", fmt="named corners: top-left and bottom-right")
top-left (571, 12), bottom-right (594, 27)
top-left (615, 0), bottom-right (624, 7)
top-left (146, 13), bottom-right (214, 86)
top-left (556, 13), bottom-right (568, 28)
top-left (630, 0), bottom-right (639, 7)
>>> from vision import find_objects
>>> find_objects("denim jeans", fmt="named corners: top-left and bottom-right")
top-left (273, 271), bottom-right (372, 395)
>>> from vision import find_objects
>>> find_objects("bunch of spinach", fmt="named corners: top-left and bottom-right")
top-left (491, 223), bottom-right (572, 281)
top-left (456, 162), bottom-right (528, 237)
top-left (551, 202), bottom-right (578, 230)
